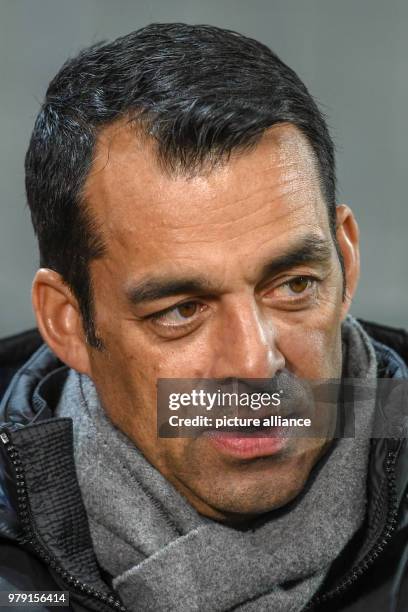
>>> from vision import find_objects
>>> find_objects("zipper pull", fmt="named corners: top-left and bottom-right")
top-left (0, 432), bottom-right (10, 444)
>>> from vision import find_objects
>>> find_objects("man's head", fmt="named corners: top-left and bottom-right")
top-left (28, 23), bottom-right (360, 521)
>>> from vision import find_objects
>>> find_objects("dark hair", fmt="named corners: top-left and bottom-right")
top-left (25, 22), bottom-right (336, 347)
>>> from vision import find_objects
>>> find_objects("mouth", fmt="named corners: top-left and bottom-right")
top-left (202, 424), bottom-right (290, 459)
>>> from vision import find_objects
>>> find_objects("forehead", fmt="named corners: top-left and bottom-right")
top-left (83, 121), bottom-right (329, 264)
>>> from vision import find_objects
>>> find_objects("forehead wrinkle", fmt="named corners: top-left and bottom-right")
top-left (166, 137), bottom-right (321, 221)
top-left (158, 200), bottom-right (323, 247)
top-left (203, 173), bottom-right (309, 219)
top-left (132, 173), bottom-right (323, 238)
top-left (83, 122), bottom-right (327, 256)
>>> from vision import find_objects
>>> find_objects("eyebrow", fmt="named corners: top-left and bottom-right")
top-left (126, 278), bottom-right (215, 306)
top-left (125, 234), bottom-right (333, 307)
top-left (259, 234), bottom-right (332, 279)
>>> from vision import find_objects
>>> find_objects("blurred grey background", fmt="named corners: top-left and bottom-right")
top-left (0, 0), bottom-right (407, 336)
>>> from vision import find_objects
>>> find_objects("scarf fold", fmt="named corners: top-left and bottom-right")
top-left (57, 316), bottom-right (377, 612)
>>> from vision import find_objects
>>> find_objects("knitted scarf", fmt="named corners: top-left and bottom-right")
top-left (57, 316), bottom-right (377, 611)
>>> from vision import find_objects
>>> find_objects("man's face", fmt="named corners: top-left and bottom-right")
top-left (83, 122), bottom-right (352, 521)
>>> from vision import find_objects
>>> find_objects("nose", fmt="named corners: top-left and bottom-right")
top-left (208, 296), bottom-right (285, 380)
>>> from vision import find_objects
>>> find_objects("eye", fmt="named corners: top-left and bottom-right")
top-left (285, 276), bottom-right (314, 295)
top-left (266, 275), bottom-right (320, 304)
top-left (149, 301), bottom-right (205, 328)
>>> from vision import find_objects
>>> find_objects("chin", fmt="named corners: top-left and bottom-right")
top-left (198, 469), bottom-right (312, 520)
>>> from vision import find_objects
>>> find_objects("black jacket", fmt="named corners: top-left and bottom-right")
top-left (0, 322), bottom-right (407, 612)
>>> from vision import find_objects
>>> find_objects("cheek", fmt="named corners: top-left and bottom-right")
top-left (89, 333), bottom-right (194, 474)
top-left (269, 276), bottom-right (344, 379)
top-left (276, 312), bottom-right (343, 379)
top-left (141, 329), bottom-right (215, 379)
top-left (88, 324), bottom-right (152, 414)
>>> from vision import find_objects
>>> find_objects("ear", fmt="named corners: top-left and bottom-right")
top-left (32, 268), bottom-right (91, 375)
top-left (335, 204), bottom-right (360, 320)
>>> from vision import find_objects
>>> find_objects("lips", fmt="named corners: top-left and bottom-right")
top-left (203, 427), bottom-right (289, 459)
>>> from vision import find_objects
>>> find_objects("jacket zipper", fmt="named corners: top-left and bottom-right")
top-left (305, 448), bottom-right (399, 610)
top-left (1, 429), bottom-right (401, 611)
top-left (0, 431), bottom-right (127, 612)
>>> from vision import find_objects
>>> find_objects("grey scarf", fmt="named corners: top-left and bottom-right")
top-left (57, 316), bottom-right (377, 611)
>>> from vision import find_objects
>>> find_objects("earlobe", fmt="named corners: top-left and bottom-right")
top-left (32, 268), bottom-right (91, 375)
top-left (335, 205), bottom-right (360, 320)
